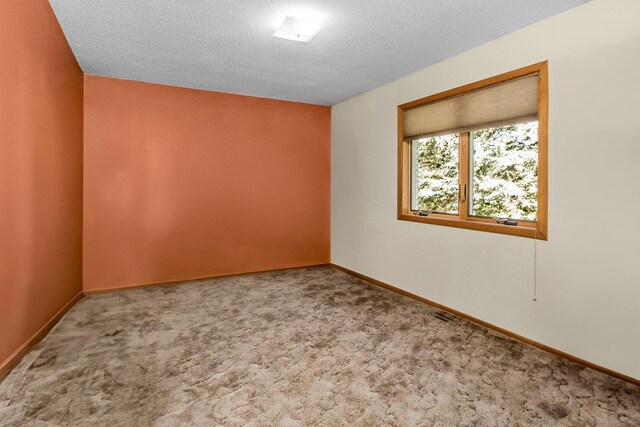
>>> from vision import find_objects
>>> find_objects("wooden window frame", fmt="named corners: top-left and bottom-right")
top-left (397, 62), bottom-right (548, 240)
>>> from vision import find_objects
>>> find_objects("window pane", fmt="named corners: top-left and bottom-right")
top-left (412, 134), bottom-right (459, 214)
top-left (470, 121), bottom-right (538, 221)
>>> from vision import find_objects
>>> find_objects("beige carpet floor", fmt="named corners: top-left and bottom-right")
top-left (0, 266), bottom-right (638, 426)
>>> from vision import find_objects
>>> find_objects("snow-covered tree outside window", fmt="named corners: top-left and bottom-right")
top-left (412, 121), bottom-right (538, 221)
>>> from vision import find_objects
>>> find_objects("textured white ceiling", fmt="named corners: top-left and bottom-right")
top-left (49, 0), bottom-right (587, 105)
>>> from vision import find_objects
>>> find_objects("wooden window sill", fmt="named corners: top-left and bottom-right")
top-left (398, 213), bottom-right (547, 240)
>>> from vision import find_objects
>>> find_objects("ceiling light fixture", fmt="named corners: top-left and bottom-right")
top-left (273, 15), bottom-right (323, 43)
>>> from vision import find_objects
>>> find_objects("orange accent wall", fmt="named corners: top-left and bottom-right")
top-left (83, 76), bottom-right (330, 292)
top-left (0, 1), bottom-right (84, 367)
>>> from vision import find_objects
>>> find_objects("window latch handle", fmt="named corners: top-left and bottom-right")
top-left (460, 184), bottom-right (467, 204)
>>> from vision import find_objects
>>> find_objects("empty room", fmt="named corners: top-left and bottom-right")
top-left (1, 0), bottom-right (639, 425)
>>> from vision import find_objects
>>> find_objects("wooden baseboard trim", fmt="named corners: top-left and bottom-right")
top-left (84, 263), bottom-right (330, 295)
top-left (0, 291), bottom-right (84, 384)
top-left (329, 263), bottom-right (639, 387)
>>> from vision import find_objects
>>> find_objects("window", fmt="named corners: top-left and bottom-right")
top-left (398, 62), bottom-right (548, 239)
top-left (412, 134), bottom-right (460, 215)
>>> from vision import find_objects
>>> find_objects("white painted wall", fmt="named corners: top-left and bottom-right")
top-left (331, 0), bottom-right (640, 379)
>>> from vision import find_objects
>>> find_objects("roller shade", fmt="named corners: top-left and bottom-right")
top-left (403, 74), bottom-right (539, 141)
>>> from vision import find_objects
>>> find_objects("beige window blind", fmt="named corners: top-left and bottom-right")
top-left (403, 74), bottom-right (539, 141)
